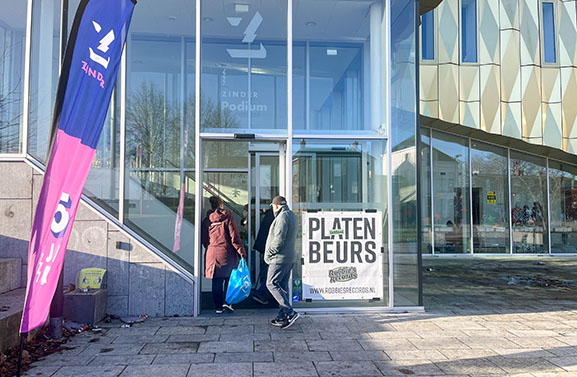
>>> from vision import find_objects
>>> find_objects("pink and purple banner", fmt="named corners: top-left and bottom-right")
top-left (20, 0), bottom-right (135, 333)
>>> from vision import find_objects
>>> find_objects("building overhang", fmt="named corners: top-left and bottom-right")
top-left (421, 115), bottom-right (577, 164)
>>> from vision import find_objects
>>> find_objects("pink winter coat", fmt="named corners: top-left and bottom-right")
top-left (201, 209), bottom-right (246, 279)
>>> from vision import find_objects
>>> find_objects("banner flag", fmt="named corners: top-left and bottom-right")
top-left (20, 0), bottom-right (136, 333)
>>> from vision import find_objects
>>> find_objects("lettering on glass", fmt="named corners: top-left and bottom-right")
top-left (226, 12), bottom-right (267, 59)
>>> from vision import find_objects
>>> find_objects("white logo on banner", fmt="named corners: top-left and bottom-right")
top-left (89, 21), bottom-right (115, 69)
top-left (302, 211), bottom-right (384, 301)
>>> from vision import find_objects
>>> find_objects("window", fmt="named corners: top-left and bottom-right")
top-left (542, 2), bottom-right (556, 63)
top-left (461, 0), bottom-right (477, 63)
top-left (421, 10), bottom-right (435, 60)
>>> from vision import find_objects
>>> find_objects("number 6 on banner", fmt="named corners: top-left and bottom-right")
top-left (51, 193), bottom-right (72, 238)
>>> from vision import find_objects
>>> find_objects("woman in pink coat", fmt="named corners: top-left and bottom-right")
top-left (201, 196), bottom-right (246, 313)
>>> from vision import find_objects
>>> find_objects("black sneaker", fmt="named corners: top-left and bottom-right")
top-left (270, 317), bottom-right (284, 327)
top-left (280, 312), bottom-right (300, 329)
top-left (223, 303), bottom-right (234, 313)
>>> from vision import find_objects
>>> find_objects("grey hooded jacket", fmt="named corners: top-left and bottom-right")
top-left (264, 205), bottom-right (297, 265)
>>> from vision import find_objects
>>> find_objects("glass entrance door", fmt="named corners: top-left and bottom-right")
top-left (199, 139), bottom-right (283, 311)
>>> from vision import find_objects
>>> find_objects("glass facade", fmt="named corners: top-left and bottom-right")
top-left (471, 141), bottom-right (509, 253)
top-left (0, 0), bottom-right (26, 154)
top-left (421, 11), bottom-right (434, 61)
top-left (432, 131), bottom-right (470, 253)
top-left (8, 0), bottom-right (577, 314)
top-left (421, 127), bottom-right (576, 255)
top-left (549, 161), bottom-right (577, 253)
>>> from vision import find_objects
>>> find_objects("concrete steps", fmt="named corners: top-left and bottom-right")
top-left (0, 258), bottom-right (21, 295)
top-left (0, 258), bottom-right (24, 353)
top-left (0, 288), bottom-right (25, 353)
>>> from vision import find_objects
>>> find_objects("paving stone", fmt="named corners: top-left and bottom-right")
top-left (317, 332), bottom-right (370, 340)
top-left (22, 366), bottom-right (61, 376)
top-left (187, 362), bottom-right (252, 377)
top-left (314, 361), bottom-right (383, 377)
top-left (254, 361), bottom-right (318, 377)
top-left (35, 355), bottom-right (95, 366)
top-left (390, 322), bottom-right (442, 332)
top-left (547, 346), bottom-right (577, 357)
top-left (439, 349), bottom-right (499, 360)
top-left (156, 326), bottom-right (206, 335)
top-left (273, 352), bottom-right (332, 362)
top-left (329, 350), bottom-right (390, 361)
top-left (104, 327), bottom-right (160, 336)
top-left (416, 330), bottom-right (467, 338)
top-left (435, 358), bottom-right (506, 374)
top-left (434, 321), bottom-right (488, 331)
top-left (51, 366), bottom-right (125, 377)
top-left (509, 330), bottom-right (561, 338)
top-left (490, 357), bottom-right (566, 373)
top-left (458, 337), bottom-right (522, 349)
top-left (254, 340), bottom-right (308, 353)
top-left (358, 338), bottom-right (417, 351)
top-left (546, 357), bottom-right (577, 371)
top-left (271, 332), bottom-right (322, 340)
top-left (493, 348), bottom-right (556, 358)
top-left (215, 352), bottom-right (273, 363)
top-left (80, 344), bottom-right (144, 356)
top-left (306, 340), bottom-right (363, 352)
top-left (375, 360), bottom-right (445, 376)
top-left (367, 331), bottom-right (420, 339)
top-left (152, 353), bottom-right (215, 364)
top-left (409, 337), bottom-right (468, 350)
top-left (197, 340), bottom-right (254, 353)
top-left (112, 335), bottom-right (169, 344)
top-left (386, 350), bottom-right (447, 360)
top-left (121, 364), bottom-right (190, 377)
top-left (140, 342), bottom-right (199, 354)
top-left (88, 355), bottom-right (155, 366)
top-left (206, 324), bottom-right (255, 334)
top-left (511, 337), bottom-right (569, 348)
top-left (219, 333), bottom-right (271, 341)
top-left (167, 334), bottom-right (221, 342)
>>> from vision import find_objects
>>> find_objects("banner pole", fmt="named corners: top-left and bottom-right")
top-left (16, 333), bottom-right (25, 377)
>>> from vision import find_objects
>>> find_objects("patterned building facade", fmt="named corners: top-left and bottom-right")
top-left (420, 0), bottom-right (577, 153)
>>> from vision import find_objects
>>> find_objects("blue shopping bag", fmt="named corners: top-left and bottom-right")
top-left (225, 258), bottom-right (251, 304)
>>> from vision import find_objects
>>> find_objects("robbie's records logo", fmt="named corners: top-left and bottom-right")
top-left (328, 267), bottom-right (358, 284)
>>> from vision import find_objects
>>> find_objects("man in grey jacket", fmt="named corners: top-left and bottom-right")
top-left (265, 195), bottom-right (299, 329)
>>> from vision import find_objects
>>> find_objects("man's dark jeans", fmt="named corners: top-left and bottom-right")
top-left (254, 252), bottom-right (269, 299)
top-left (266, 263), bottom-right (294, 319)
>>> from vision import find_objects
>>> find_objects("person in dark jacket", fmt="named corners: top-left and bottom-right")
top-left (252, 207), bottom-right (275, 304)
top-left (265, 196), bottom-right (299, 329)
top-left (201, 196), bottom-right (246, 314)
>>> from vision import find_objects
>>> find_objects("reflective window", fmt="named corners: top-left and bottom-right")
top-left (201, 0), bottom-right (287, 133)
top-left (471, 141), bottom-right (510, 253)
top-left (125, 1), bottom-right (196, 268)
top-left (542, 2), bottom-right (556, 63)
top-left (421, 10), bottom-right (435, 61)
top-left (510, 151), bottom-right (548, 253)
top-left (391, 0), bottom-right (419, 306)
top-left (549, 161), bottom-right (577, 253)
top-left (421, 128), bottom-right (432, 253)
top-left (432, 131), bottom-right (470, 253)
top-left (0, 0), bottom-right (26, 153)
top-left (461, 0), bottom-right (477, 63)
top-left (293, 139), bottom-right (388, 307)
top-left (294, 0), bottom-right (386, 134)
top-left (28, 0), bottom-right (61, 161)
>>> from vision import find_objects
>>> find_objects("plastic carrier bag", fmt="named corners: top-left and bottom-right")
top-left (225, 258), bottom-right (251, 304)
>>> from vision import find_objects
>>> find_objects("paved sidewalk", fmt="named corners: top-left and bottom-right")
top-left (23, 304), bottom-right (577, 377)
